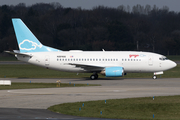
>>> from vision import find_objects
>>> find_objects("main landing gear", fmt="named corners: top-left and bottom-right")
top-left (90, 73), bottom-right (98, 80)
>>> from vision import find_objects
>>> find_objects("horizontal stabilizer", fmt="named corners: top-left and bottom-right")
top-left (4, 51), bottom-right (32, 57)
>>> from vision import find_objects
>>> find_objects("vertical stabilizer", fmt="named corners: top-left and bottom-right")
top-left (12, 18), bottom-right (60, 53)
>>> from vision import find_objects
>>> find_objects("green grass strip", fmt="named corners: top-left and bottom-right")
top-left (0, 82), bottom-right (99, 90)
top-left (0, 56), bottom-right (17, 61)
top-left (0, 64), bottom-right (92, 78)
top-left (167, 55), bottom-right (180, 61)
top-left (0, 64), bottom-right (179, 78)
top-left (48, 96), bottom-right (180, 120)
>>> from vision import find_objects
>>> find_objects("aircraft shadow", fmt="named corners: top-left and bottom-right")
top-left (74, 77), bottom-right (125, 81)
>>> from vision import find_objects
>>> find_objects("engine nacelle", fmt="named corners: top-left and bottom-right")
top-left (100, 67), bottom-right (124, 77)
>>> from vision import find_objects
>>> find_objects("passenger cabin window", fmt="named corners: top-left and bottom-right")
top-left (57, 58), bottom-right (144, 62)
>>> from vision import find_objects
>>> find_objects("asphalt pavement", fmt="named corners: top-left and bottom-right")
top-left (0, 78), bottom-right (180, 119)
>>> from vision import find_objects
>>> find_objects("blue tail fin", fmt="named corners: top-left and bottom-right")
top-left (12, 18), bottom-right (60, 53)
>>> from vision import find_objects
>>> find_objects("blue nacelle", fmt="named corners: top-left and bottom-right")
top-left (105, 67), bottom-right (124, 77)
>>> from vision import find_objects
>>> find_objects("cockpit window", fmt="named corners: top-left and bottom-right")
top-left (159, 56), bottom-right (168, 61)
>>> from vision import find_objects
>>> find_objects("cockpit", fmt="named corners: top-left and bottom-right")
top-left (159, 56), bottom-right (168, 61)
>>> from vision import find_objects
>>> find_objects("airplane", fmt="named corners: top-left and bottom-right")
top-left (5, 18), bottom-right (177, 80)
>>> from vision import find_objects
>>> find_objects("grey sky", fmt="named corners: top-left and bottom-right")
top-left (1, 0), bottom-right (180, 12)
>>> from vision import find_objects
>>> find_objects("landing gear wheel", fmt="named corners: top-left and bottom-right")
top-left (90, 75), bottom-right (96, 80)
top-left (90, 74), bottom-right (98, 80)
top-left (153, 75), bottom-right (157, 79)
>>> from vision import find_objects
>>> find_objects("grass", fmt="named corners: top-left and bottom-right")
top-left (48, 95), bottom-right (180, 120)
top-left (167, 55), bottom-right (180, 61)
top-left (0, 82), bottom-right (99, 90)
top-left (0, 64), bottom-right (179, 79)
top-left (0, 56), bottom-right (17, 61)
top-left (0, 64), bottom-right (93, 78)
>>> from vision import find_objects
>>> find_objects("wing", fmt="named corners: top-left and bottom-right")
top-left (68, 63), bottom-right (105, 72)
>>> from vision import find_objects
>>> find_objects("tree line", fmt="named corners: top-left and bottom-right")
top-left (0, 2), bottom-right (180, 55)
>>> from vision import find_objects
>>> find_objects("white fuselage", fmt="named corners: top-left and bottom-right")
top-left (16, 51), bottom-right (176, 74)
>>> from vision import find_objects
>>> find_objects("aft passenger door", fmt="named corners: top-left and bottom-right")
top-left (45, 55), bottom-right (50, 66)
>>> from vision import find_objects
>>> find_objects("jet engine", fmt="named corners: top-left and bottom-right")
top-left (100, 67), bottom-right (124, 77)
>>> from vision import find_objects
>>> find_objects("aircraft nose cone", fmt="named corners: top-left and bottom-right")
top-left (170, 61), bottom-right (177, 68)
top-left (173, 61), bottom-right (177, 68)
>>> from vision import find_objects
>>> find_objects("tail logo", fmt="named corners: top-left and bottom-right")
top-left (19, 39), bottom-right (42, 51)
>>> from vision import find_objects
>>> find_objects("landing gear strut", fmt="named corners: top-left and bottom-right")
top-left (90, 73), bottom-right (98, 80)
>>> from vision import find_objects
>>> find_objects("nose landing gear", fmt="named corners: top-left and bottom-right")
top-left (153, 71), bottom-right (163, 79)
top-left (153, 75), bottom-right (157, 79)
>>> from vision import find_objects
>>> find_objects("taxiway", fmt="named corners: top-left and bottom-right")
top-left (0, 78), bottom-right (180, 109)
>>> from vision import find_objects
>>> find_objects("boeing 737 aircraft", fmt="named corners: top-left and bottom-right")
top-left (6, 18), bottom-right (177, 80)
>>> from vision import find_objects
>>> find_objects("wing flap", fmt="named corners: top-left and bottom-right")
top-left (68, 63), bottom-right (105, 72)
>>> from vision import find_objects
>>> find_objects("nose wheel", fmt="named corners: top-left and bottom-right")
top-left (90, 74), bottom-right (98, 80)
top-left (153, 75), bottom-right (157, 79)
